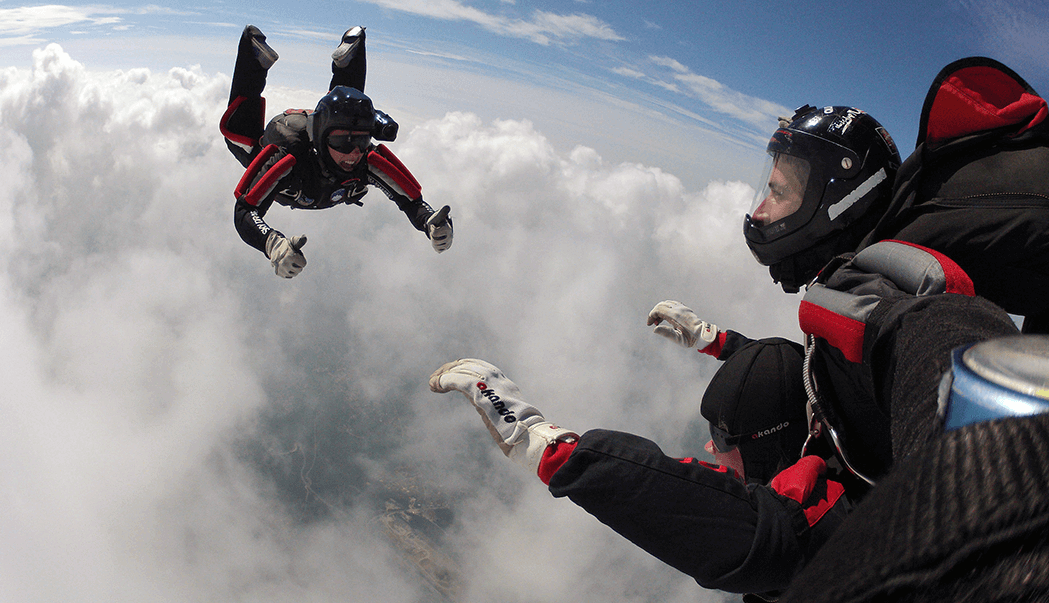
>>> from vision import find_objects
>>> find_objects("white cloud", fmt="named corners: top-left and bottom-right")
top-left (530, 10), bottom-right (623, 42)
top-left (650, 55), bottom-right (690, 74)
top-left (647, 54), bottom-right (792, 131)
top-left (0, 43), bottom-right (795, 602)
top-left (0, 4), bottom-right (205, 48)
top-left (358, 0), bottom-right (623, 45)
top-left (612, 66), bottom-right (645, 79)
top-left (0, 5), bottom-right (122, 38)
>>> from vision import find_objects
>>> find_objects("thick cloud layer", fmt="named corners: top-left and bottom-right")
top-left (0, 45), bottom-right (798, 602)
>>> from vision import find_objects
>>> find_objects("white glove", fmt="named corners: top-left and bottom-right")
top-left (265, 232), bottom-right (307, 279)
top-left (647, 300), bottom-right (719, 351)
top-left (426, 205), bottom-right (453, 253)
top-left (429, 358), bottom-right (577, 474)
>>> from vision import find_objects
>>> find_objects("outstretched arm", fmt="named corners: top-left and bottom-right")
top-left (646, 300), bottom-right (761, 360)
top-left (427, 359), bottom-right (850, 595)
top-left (368, 144), bottom-right (454, 252)
top-left (551, 430), bottom-right (849, 594)
top-left (429, 359), bottom-right (576, 473)
top-left (232, 145), bottom-right (308, 278)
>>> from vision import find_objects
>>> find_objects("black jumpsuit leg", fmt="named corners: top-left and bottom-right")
top-left (223, 25), bottom-right (272, 168)
top-left (329, 34), bottom-right (367, 93)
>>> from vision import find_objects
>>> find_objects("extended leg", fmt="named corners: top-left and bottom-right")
top-left (329, 26), bottom-right (367, 92)
top-left (221, 25), bottom-right (278, 167)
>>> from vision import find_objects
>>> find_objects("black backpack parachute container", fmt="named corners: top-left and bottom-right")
top-left (861, 56), bottom-right (1049, 333)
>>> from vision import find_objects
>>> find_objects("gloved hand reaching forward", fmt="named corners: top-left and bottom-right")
top-left (426, 205), bottom-right (453, 253)
top-left (429, 359), bottom-right (576, 474)
top-left (265, 232), bottom-right (307, 278)
top-left (647, 300), bottom-right (720, 351)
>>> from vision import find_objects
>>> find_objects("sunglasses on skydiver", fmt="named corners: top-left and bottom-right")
top-left (709, 423), bottom-right (745, 453)
top-left (327, 132), bottom-right (372, 153)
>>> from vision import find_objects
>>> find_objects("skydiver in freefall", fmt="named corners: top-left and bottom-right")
top-left (220, 25), bottom-right (453, 278)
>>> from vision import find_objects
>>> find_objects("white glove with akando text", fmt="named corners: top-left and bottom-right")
top-left (429, 358), bottom-right (577, 474)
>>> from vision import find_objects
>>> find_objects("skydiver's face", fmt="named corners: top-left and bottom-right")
top-left (751, 154), bottom-right (810, 226)
top-left (705, 439), bottom-right (746, 481)
top-left (326, 129), bottom-right (370, 170)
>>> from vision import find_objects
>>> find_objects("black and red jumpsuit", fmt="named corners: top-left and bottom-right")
top-left (219, 26), bottom-right (437, 255)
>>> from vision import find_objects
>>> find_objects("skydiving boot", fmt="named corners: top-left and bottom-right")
top-left (246, 25), bottom-right (278, 70)
top-left (332, 26), bottom-right (365, 68)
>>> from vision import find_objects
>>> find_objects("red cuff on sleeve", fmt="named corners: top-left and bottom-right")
top-left (538, 440), bottom-right (578, 485)
top-left (697, 331), bottom-right (727, 358)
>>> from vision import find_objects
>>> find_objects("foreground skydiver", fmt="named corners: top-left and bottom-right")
top-left (653, 57), bottom-right (1049, 485)
top-left (647, 58), bottom-right (1048, 600)
top-left (429, 339), bottom-right (852, 599)
top-left (426, 57), bottom-right (1046, 600)
top-left (745, 57), bottom-right (1049, 333)
top-left (220, 25), bottom-right (453, 278)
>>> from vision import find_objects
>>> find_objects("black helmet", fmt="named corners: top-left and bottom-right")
top-left (701, 338), bottom-right (809, 483)
top-left (308, 86), bottom-right (376, 175)
top-left (744, 105), bottom-right (901, 292)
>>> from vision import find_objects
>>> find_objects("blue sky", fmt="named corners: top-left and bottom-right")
top-left (2, 1), bottom-right (1048, 181)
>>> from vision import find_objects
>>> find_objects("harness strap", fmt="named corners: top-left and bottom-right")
top-left (798, 240), bottom-right (976, 485)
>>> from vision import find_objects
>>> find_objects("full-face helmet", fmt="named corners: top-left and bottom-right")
top-left (744, 106), bottom-right (901, 292)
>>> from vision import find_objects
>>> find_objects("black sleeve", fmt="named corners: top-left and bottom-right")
top-left (234, 200), bottom-right (281, 255)
top-left (232, 147), bottom-right (295, 254)
top-left (392, 194), bottom-right (434, 232)
top-left (548, 429), bottom-right (834, 594)
top-left (865, 293), bottom-right (1019, 463)
top-left (366, 167), bottom-right (433, 232)
top-left (717, 330), bottom-right (758, 361)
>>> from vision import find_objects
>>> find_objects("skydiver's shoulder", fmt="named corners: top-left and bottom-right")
top-left (261, 109), bottom-right (312, 156)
